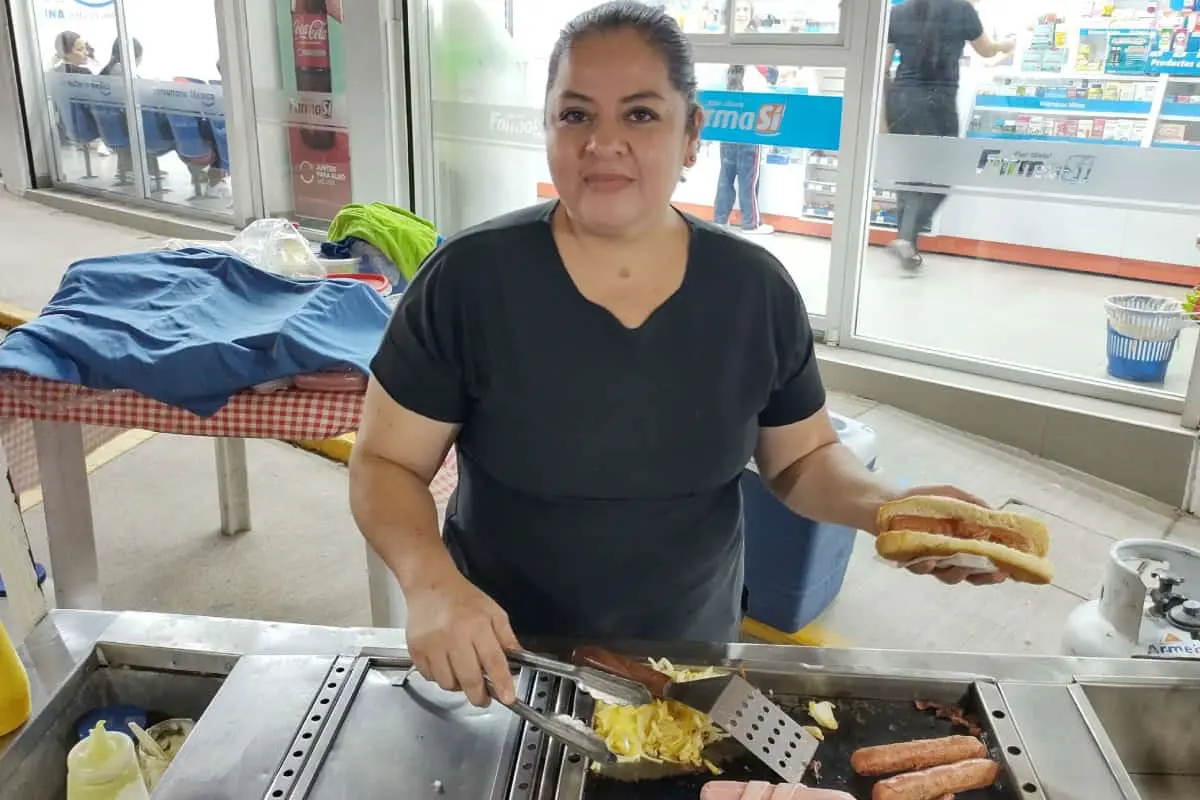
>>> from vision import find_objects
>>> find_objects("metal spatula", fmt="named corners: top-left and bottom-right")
top-left (573, 646), bottom-right (820, 783)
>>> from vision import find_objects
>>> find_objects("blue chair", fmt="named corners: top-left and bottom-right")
top-left (52, 93), bottom-right (100, 178)
top-left (208, 117), bottom-right (230, 173)
top-left (89, 102), bottom-right (135, 185)
top-left (140, 110), bottom-right (177, 193)
top-left (162, 113), bottom-right (216, 198)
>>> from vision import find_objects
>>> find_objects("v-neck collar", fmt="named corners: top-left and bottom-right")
top-left (537, 201), bottom-right (696, 333)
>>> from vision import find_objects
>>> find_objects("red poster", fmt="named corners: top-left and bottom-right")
top-left (288, 128), bottom-right (351, 224)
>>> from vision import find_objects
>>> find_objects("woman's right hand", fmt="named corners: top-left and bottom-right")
top-left (404, 569), bottom-right (521, 707)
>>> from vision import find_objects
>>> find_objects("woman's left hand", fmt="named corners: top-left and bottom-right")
top-left (891, 485), bottom-right (1009, 586)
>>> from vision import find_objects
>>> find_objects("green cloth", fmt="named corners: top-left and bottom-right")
top-left (326, 203), bottom-right (438, 282)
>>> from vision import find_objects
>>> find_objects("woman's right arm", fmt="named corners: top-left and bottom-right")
top-left (969, 33), bottom-right (1015, 59)
top-left (351, 243), bottom-right (519, 708)
top-left (349, 379), bottom-right (459, 599)
top-left (349, 380), bottom-right (520, 707)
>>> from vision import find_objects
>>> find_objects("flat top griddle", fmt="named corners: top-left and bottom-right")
top-left (584, 692), bottom-right (1013, 800)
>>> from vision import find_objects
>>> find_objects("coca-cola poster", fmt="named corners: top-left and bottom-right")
top-left (276, 0), bottom-right (349, 226)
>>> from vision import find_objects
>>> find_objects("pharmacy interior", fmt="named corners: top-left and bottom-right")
top-left (416, 0), bottom-right (1200, 414)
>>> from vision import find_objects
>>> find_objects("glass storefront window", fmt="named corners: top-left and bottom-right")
top-left (731, 0), bottom-right (842, 35)
top-left (30, 0), bottom-right (232, 219)
top-left (122, 0), bottom-right (230, 214)
top-left (855, 0), bottom-right (1200, 399)
top-left (680, 63), bottom-right (846, 315)
top-left (33, 2), bottom-right (128, 190)
top-left (244, 0), bottom-right (351, 229)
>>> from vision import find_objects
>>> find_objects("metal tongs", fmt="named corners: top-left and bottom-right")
top-left (393, 650), bottom-right (651, 765)
top-left (507, 650), bottom-right (652, 707)
top-left (488, 651), bottom-right (650, 765)
top-left (483, 676), bottom-right (617, 765)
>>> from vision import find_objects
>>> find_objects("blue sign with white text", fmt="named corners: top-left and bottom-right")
top-left (697, 90), bottom-right (842, 150)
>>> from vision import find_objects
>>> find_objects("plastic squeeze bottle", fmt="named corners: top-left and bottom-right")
top-left (66, 720), bottom-right (151, 800)
top-left (0, 621), bottom-right (31, 736)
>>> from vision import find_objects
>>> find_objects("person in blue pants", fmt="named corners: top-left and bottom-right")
top-left (712, 65), bottom-right (773, 235)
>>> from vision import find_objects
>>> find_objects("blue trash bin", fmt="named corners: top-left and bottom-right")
top-left (742, 412), bottom-right (878, 634)
top-left (1104, 295), bottom-right (1186, 384)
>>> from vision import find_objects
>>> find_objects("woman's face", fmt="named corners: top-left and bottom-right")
top-left (69, 37), bottom-right (89, 62)
top-left (545, 29), bottom-right (699, 238)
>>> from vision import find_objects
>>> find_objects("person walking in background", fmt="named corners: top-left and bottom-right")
top-left (884, 0), bottom-right (1013, 271)
top-left (712, 64), bottom-right (774, 236)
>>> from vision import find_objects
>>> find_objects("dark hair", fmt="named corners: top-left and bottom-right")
top-left (101, 37), bottom-right (143, 76)
top-left (546, 1), bottom-right (701, 131)
top-left (54, 31), bottom-right (80, 58)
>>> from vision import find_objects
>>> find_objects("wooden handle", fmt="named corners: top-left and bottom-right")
top-left (571, 646), bottom-right (672, 698)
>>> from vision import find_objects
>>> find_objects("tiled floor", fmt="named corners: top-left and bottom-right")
top-left (816, 396), bottom-right (1182, 655)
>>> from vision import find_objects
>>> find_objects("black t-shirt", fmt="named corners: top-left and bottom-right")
top-left (888, 0), bottom-right (984, 88)
top-left (370, 202), bottom-right (825, 642)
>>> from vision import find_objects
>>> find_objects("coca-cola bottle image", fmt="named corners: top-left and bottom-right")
top-left (292, 0), bottom-right (335, 150)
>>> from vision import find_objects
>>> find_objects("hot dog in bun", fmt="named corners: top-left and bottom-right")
top-left (875, 496), bottom-right (1054, 584)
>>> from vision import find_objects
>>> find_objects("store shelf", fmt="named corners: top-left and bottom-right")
top-left (1150, 140), bottom-right (1200, 150)
top-left (1160, 103), bottom-right (1200, 119)
top-left (973, 96), bottom-right (1152, 115)
top-left (965, 130), bottom-right (1141, 146)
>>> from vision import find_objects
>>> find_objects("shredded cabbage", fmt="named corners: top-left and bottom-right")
top-left (591, 658), bottom-right (728, 773)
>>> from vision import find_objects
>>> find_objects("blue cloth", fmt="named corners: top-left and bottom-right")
top-left (0, 248), bottom-right (391, 416)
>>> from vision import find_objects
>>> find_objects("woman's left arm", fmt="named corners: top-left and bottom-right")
top-left (755, 411), bottom-right (982, 535)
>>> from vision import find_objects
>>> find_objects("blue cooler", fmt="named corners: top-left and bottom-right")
top-left (741, 412), bottom-right (878, 633)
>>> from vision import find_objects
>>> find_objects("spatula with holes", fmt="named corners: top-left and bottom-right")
top-left (573, 646), bottom-right (820, 783)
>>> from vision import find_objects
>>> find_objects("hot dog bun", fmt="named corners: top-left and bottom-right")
top-left (876, 496), bottom-right (1054, 585)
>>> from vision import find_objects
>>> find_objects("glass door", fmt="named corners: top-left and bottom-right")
top-left (839, 0), bottom-right (1200, 412)
top-left (31, 0), bottom-right (130, 195)
top-left (121, 0), bottom-right (232, 218)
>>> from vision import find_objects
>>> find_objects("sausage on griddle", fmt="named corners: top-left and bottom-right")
top-left (871, 758), bottom-right (999, 800)
top-left (698, 782), bottom-right (856, 799)
top-left (851, 735), bottom-right (986, 776)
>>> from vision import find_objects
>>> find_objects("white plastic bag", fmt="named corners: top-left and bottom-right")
top-left (226, 219), bottom-right (326, 279)
top-left (162, 219), bottom-right (325, 280)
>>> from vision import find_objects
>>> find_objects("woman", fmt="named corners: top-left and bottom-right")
top-left (884, 0), bottom-right (1013, 270)
top-left (350, 1), bottom-right (1001, 709)
top-left (711, 64), bottom-right (774, 235)
top-left (49, 32), bottom-right (109, 157)
top-left (50, 31), bottom-right (95, 75)
top-left (98, 38), bottom-right (166, 184)
top-left (99, 37), bottom-right (142, 77)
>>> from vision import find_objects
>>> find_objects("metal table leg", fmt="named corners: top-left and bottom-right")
top-left (0, 457), bottom-right (48, 639)
top-left (32, 421), bottom-right (101, 609)
top-left (214, 438), bottom-right (251, 536)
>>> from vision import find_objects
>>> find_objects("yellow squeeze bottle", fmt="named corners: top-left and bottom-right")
top-left (0, 621), bottom-right (31, 736)
top-left (67, 721), bottom-right (151, 800)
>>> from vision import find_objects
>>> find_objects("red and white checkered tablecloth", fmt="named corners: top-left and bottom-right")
top-left (0, 372), bottom-right (365, 438)
top-left (0, 372), bottom-right (365, 494)
top-left (0, 371), bottom-right (463, 501)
